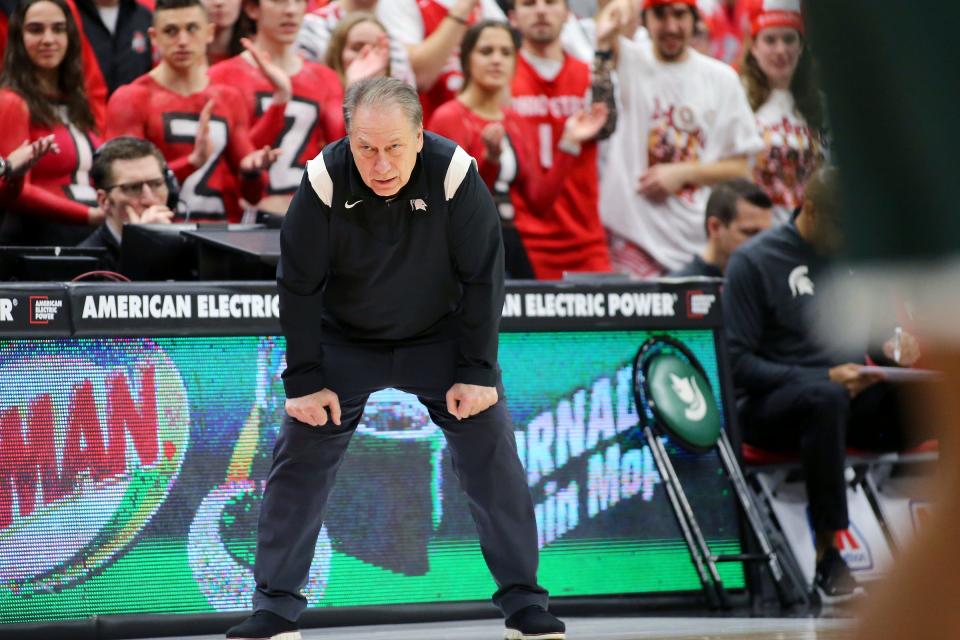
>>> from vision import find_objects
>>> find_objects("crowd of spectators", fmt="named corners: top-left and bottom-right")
top-left (0, 0), bottom-right (821, 275)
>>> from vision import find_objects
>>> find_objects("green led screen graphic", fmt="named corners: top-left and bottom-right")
top-left (0, 331), bottom-right (742, 624)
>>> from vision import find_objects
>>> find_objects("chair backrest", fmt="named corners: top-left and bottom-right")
top-left (633, 336), bottom-right (722, 453)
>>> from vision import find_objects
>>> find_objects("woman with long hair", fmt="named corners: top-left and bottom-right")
top-left (741, 0), bottom-right (825, 222)
top-left (323, 11), bottom-right (392, 89)
top-left (0, 0), bottom-right (103, 245)
top-left (428, 19), bottom-right (607, 279)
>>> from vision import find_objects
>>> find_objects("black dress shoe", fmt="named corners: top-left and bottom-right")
top-left (504, 605), bottom-right (566, 640)
top-left (225, 610), bottom-right (301, 640)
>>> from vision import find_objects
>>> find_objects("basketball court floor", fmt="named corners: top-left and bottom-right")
top-left (142, 616), bottom-right (853, 640)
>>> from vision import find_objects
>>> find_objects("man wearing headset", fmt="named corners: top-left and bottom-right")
top-left (80, 137), bottom-right (175, 271)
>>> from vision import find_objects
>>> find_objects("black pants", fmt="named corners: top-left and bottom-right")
top-left (252, 339), bottom-right (548, 621)
top-left (740, 380), bottom-right (912, 533)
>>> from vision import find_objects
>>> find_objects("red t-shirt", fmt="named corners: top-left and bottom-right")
top-left (106, 74), bottom-right (263, 222)
top-left (509, 53), bottom-right (610, 280)
top-left (428, 98), bottom-right (578, 223)
top-left (208, 55), bottom-right (345, 197)
top-left (0, 88), bottom-right (100, 224)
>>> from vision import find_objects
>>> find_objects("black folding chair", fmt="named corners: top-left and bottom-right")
top-left (631, 335), bottom-right (808, 609)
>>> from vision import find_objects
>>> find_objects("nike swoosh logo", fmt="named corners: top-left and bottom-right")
top-left (345, 200), bottom-right (362, 209)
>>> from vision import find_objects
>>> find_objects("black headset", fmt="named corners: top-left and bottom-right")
top-left (91, 136), bottom-right (182, 213)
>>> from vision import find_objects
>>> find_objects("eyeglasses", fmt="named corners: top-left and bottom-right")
top-left (104, 178), bottom-right (168, 196)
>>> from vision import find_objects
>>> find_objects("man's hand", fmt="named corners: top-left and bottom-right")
top-left (188, 100), bottom-right (215, 168)
top-left (883, 330), bottom-right (921, 367)
top-left (126, 204), bottom-right (175, 225)
top-left (446, 383), bottom-right (497, 421)
top-left (829, 363), bottom-right (883, 398)
top-left (637, 162), bottom-right (690, 202)
top-left (286, 388), bottom-right (342, 427)
top-left (240, 145), bottom-right (281, 173)
top-left (595, 0), bottom-right (629, 48)
top-left (242, 37), bottom-right (293, 103)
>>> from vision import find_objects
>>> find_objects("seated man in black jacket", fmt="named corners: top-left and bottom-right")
top-left (723, 168), bottom-right (919, 602)
top-left (81, 136), bottom-right (174, 271)
top-left (670, 178), bottom-right (773, 278)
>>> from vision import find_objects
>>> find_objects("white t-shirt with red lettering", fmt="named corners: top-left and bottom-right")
top-left (753, 88), bottom-right (825, 223)
top-left (600, 38), bottom-right (762, 271)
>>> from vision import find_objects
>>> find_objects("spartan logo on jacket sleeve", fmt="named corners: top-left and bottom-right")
top-left (788, 265), bottom-right (815, 297)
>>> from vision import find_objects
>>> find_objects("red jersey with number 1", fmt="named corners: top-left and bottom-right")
top-left (106, 74), bottom-right (261, 221)
top-left (208, 55), bottom-right (345, 198)
top-left (0, 88), bottom-right (99, 223)
top-left (509, 52), bottom-right (609, 280)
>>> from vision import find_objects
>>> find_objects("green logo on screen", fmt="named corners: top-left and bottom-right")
top-left (0, 343), bottom-right (190, 593)
top-left (669, 373), bottom-right (707, 422)
top-left (647, 353), bottom-right (721, 450)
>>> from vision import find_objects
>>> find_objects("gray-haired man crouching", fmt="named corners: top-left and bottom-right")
top-left (226, 78), bottom-right (564, 640)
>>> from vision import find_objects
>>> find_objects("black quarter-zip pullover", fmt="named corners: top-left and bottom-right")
top-left (278, 131), bottom-right (505, 398)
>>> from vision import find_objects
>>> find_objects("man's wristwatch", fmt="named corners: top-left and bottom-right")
top-left (0, 156), bottom-right (9, 180)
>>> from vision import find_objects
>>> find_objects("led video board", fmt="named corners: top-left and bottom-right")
top-left (0, 327), bottom-right (742, 624)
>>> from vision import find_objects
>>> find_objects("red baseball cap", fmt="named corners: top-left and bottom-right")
top-left (748, 0), bottom-right (803, 37)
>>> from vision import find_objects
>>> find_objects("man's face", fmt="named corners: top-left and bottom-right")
top-left (97, 156), bottom-right (169, 224)
top-left (150, 6), bottom-right (213, 70)
top-left (510, 0), bottom-right (568, 47)
top-left (348, 104), bottom-right (423, 197)
top-left (710, 198), bottom-right (772, 268)
top-left (644, 4), bottom-right (694, 61)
